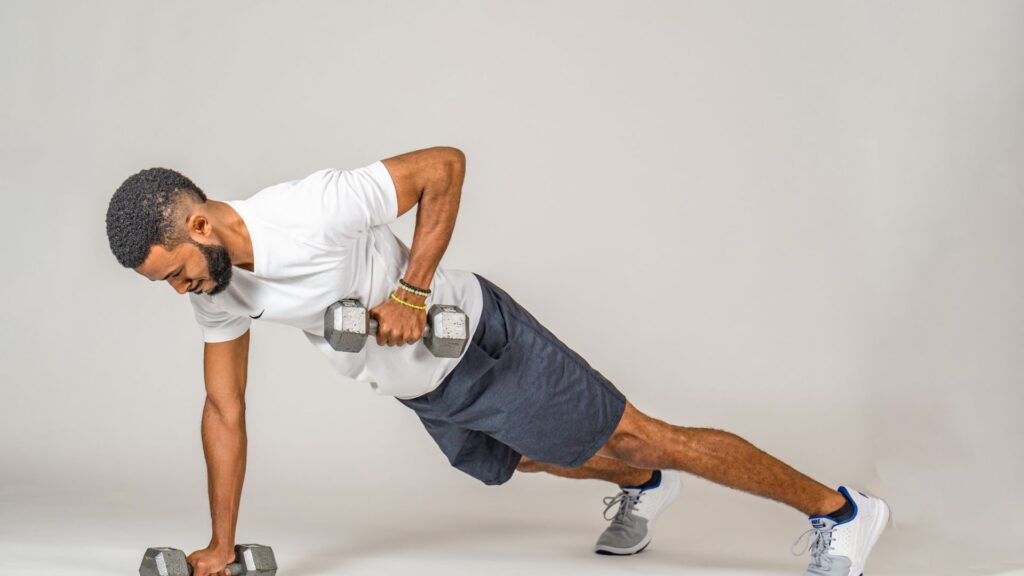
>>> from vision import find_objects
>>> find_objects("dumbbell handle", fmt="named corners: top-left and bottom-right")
top-left (188, 563), bottom-right (243, 576)
top-left (367, 319), bottom-right (432, 338)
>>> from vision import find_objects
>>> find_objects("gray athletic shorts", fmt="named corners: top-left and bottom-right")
top-left (398, 274), bottom-right (627, 486)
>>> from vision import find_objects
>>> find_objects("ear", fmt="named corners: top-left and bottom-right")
top-left (185, 208), bottom-right (212, 240)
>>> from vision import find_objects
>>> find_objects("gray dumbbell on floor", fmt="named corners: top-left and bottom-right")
top-left (139, 544), bottom-right (277, 576)
top-left (324, 298), bottom-right (470, 358)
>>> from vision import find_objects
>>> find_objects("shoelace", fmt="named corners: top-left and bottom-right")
top-left (603, 491), bottom-right (641, 522)
top-left (791, 525), bottom-right (836, 570)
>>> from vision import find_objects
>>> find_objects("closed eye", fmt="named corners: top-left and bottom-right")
top-left (161, 267), bottom-right (183, 282)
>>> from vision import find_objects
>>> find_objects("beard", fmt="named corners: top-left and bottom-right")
top-left (191, 239), bottom-right (233, 295)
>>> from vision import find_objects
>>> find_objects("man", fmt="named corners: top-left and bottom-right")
top-left (106, 147), bottom-right (889, 576)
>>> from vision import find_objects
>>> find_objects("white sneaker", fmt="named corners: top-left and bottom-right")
top-left (594, 470), bottom-right (683, 555)
top-left (792, 486), bottom-right (891, 575)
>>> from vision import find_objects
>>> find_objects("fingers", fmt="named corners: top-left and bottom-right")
top-left (196, 565), bottom-right (223, 576)
top-left (188, 559), bottom-right (221, 576)
top-left (185, 548), bottom-right (232, 576)
top-left (369, 300), bottom-right (426, 347)
top-left (375, 326), bottom-right (422, 346)
top-left (373, 319), bottom-right (423, 346)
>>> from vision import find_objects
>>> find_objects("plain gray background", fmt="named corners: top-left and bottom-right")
top-left (1, 1), bottom-right (1022, 575)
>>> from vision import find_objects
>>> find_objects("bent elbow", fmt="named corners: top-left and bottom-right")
top-left (439, 146), bottom-right (465, 176)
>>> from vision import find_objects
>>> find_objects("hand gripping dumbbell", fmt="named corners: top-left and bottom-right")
top-left (139, 544), bottom-right (277, 576)
top-left (324, 298), bottom-right (470, 358)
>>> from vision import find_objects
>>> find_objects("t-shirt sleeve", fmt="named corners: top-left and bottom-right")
top-left (187, 293), bottom-right (251, 343)
top-left (316, 160), bottom-right (399, 244)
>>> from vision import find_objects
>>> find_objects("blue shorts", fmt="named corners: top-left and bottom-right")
top-left (398, 274), bottom-right (627, 485)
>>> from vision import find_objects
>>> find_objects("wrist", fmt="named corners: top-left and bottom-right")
top-left (209, 538), bottom-right (235, 553)
top-left (390, 291), bottom-right (428, 311)
top-left (399, 272), bottom-right (433, 294)
top-left (394, 287), bottom-right (428, 305)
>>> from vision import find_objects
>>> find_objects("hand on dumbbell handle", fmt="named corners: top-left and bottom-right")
top-left (183, 546), bottom-right (238, 576)
top-left (367, 318), bottom-right (432, 338)
top-left (324, 298), bottom-right (470, 358)
top-left (139, 544), bottom-right (277, 576)
top-left (197, 561), bottom-right (243, 576)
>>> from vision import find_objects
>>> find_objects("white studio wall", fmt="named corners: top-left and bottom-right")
top-left (1, 2), bottom-right (1021, 575)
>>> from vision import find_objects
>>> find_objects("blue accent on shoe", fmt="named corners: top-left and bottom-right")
top-left (808, 486), bottom-right (860, 526)
top-left (624, 470), bottom-right (661, 491)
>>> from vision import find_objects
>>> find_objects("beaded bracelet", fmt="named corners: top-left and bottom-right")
top-left (398, 278), bottom-right (431, 297)
top-left (390, 292), bottom-right (428, 311)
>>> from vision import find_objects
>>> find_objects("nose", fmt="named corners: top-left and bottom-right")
top-left (170, 277), bottom-right (190, 295)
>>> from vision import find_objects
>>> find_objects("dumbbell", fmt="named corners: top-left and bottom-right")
top-left (139, 544), bottom-right (277, 576)
top-left (324, 298), bottom-right (470, 358)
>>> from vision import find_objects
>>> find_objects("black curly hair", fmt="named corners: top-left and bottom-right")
top-left (106, 167), bottom-right (207, 269)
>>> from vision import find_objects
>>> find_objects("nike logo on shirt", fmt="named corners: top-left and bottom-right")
top-left (250, 310), bottom-right (265, 319)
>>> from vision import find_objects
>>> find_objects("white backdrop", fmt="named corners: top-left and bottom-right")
top-left (1, 1), bottom-right (1022, 575)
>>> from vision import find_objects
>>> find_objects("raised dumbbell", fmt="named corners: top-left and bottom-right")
top-left (139, 544), bottom-right (277, 576)
top-left (324, 298), bottom-right (470, 358)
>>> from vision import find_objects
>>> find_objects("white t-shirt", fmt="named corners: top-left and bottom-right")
top-left (187, 161), bottom-right (483, 399)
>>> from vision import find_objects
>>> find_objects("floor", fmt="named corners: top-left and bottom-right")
top-left (1, 472), bottom-right (1017, 576)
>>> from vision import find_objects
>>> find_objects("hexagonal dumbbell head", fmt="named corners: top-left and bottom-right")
top-left (425, 304), bottom-right (469, 358)
top-left (139, 547), bottom-right (190, 576)
top-left (233, 544), bottom-right (277, 575)
top-left (325, 299), bottom-right (370, 352)
top-left (139, 544), bottom-right (277, 576)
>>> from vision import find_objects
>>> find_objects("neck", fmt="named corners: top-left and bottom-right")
top-left (207, 200), bottom-right (255, 272)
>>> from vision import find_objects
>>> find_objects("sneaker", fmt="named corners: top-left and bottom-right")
top-left (792, 486), bottom-right (891, 575)
top-left (594, 470), bottom-right (683, 555)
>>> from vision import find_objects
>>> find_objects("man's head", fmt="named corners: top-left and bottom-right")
top-left (106, 167), bottom-right (233, 295)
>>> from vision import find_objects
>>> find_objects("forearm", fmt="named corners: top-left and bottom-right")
top-left (201, 399), bottom-right (247, 550)
top-left (402, 148), bottom-right (465, 290)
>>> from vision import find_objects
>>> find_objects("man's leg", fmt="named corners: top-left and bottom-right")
top-left (516, 454), bottom-right (654, 487)
top-left (597, 402), bottom-right (846, 517)
top-left (518, 452), bottom-right (683, 556)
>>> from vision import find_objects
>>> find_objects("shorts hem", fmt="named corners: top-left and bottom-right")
top-left (564, 395), bottom-right (628, 468)
top-left (487, 452), bottom-right (523, 486)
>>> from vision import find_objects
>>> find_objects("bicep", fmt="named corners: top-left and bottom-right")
top-left (203, 329), bottom-right (250, 411)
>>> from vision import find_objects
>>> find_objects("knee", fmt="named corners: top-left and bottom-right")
top-left (599, 404), bottom-right (663, 467)
top-left (602, 429), bottom-right (654, 466)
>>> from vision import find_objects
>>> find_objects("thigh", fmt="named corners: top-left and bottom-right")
top-left (404, 408), bottom-right (522, 486)
top-left (465, 275), bottom-right (628, 468)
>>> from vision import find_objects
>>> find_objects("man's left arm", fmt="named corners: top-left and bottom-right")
top-left (371, 146), bottom-right (466, 347)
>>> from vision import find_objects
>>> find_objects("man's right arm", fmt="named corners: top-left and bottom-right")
top-left (187, 329), bottom-right (251, 575)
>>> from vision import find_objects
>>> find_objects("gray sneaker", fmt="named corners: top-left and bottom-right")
top-left (594, 470), bottom-right (683, 555)
top-left (792, 486), bottom-right (891, 575)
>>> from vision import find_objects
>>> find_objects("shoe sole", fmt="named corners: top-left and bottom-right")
top-left (594, 540), bottom-right (651, 556)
